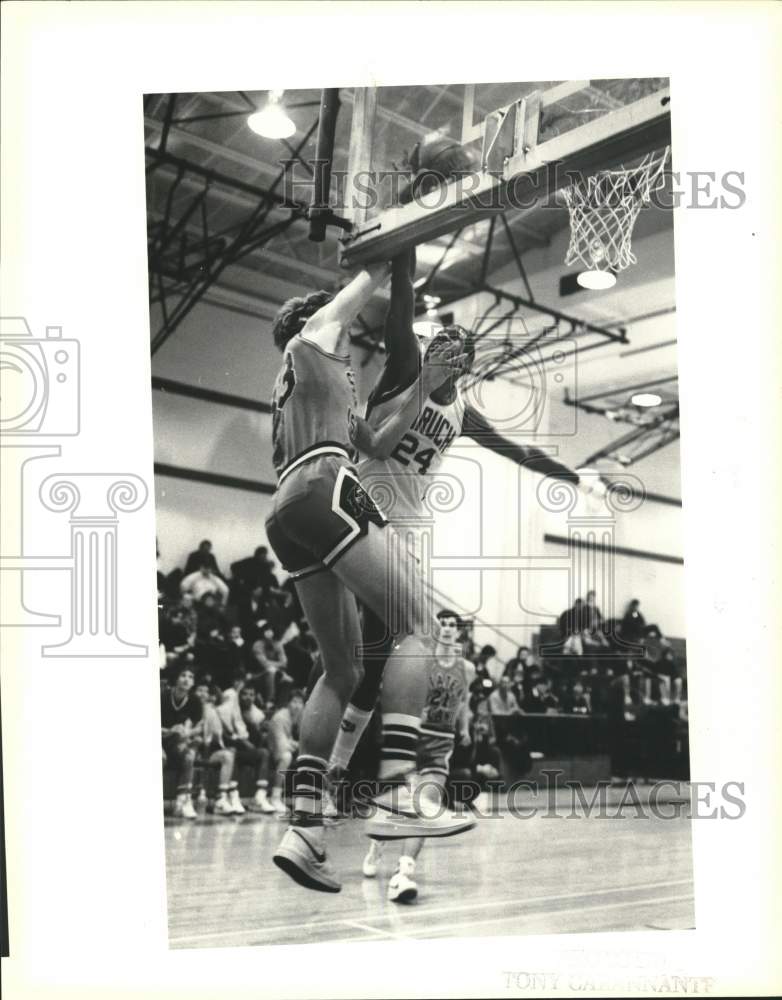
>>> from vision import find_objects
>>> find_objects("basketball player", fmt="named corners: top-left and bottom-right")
top-left (265, 261), bottom-right (475, 894)
top-left (329, 247), bottom-right (591, 777)
top-left (362, 609), bottom-right (474, 903)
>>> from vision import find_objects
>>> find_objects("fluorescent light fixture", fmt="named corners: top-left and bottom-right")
top-left (248, 91), bottom-right (295, 139)
top-left (631, 392), bottom-right (662, 407)
top-left (577, 269), bottom-right (617, 290)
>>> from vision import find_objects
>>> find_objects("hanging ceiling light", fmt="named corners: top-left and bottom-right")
top-left (248, 90), bottom-right (296, 139)
top-left (631, 392), bottom-right (663, 407)
top-left (577, 269), bottom-right (617, 290)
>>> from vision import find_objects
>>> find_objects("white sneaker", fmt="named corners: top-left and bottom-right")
top-left (173, 793), bottom-right (197, 819)
top-left (388, 870), bottom-right (418, 904)
top-left (253, 788), bottom-right (276, 814)
top-left (273, 826), bottom-right (341, 893)
top-left (362, 842), bottom-right (383, 878)
top-left (228, 788), bottom-right (245, 815)
top-left (270, 794), bottom-right (288, 816)
top-left (365, 782), bottom-right (476, 840)
top-left (214, 794), bottom-right (234, 816)
top-left (181, 797), bottom-right (197, 819)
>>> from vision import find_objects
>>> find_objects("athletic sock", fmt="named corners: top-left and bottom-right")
top-left (329, 704), bottom-right (374, 771)
top-left (378, 713), bottom-right (420, 781)
top-left (291, 754), bottom-right (328, 827)
top-left (398, 855), bottom-right (416, 877)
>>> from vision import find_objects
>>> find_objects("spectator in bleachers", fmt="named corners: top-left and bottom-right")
top-left (620, 598), bottom-right (647, 645)
top-left (231, 545), bottom-right (278, 597)
top-left (201, 624), bottom-right (250, 691)
top-left (250, 624), bottom-right (291, 705)
top-left (229, 620), bottom-right (250, 656)
top-left (643, 624), bottom-right (671, 665)
top-left (562, 680), bottom-right (592, 715)
top-left (160, 666), bottom-right (203, 819)
top-left (159, 598), bottom-right (196, 669)
top-left (267, 689), bottom-right (305, 815)
top-left (521, 668), bottom-right (559, 713)
top-left (230, 682), bottom-right (275, 813)
top-left (476, 644), bottom-right (505, 684)
top-left (175, 592), bottom-right (199, 636)
top-left (184, 539), bottom-right (222, 578)
top-left (193, 681), bottom-right (241, 815)
top-left (240, 584), bottom-right (271, 637)
top-left (181, 564), bottom-right (230, 606)
top-left (488, 675), bottom-right (523, 716)
top-left (283, 621), bottom-right (319, 689)
top-left (584, 590), bottom-right (604, 631)
top-left (509, 663), bottom-right (526, 708)
top-left (502, 646), bottom-right (531, 680)
top-left (195, 592), bottom-right (228, 640)
top-left (583, 591), bottom-right (610, 655)
top-left (214, 683), bottom-right (273, 813)
top-left (559, 598), bottom-right (588, 655)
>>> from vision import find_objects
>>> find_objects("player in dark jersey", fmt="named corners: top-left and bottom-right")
top-left (266, 262), bottom-right (475, 894)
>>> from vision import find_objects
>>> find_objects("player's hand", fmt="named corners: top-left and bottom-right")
top-left (575, 467), bottom-right (608, 505)
top-left (421, 341), bottom-right (468, 394)
top-left (459, 732), bottom-right (472, 747)
top-left (171, 724), bottom-right (186, 736)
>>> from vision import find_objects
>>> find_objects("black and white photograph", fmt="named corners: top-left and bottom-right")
top-left (2, 3), bottom-right (781, 999)
top-left (147, 78), bottom-right (696, 948)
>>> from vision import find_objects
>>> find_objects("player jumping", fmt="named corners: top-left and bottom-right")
top-left (266, 261), bottom-right (475, 894)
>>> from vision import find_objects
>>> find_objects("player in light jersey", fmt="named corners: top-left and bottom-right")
top-left (362, 609), bottom-right (475, 902)
top-left (329, 248), bottom-right (587, 777)
top-left (265, 261), bottom-right (475, 894)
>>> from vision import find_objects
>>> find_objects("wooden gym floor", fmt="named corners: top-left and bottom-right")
top-left (165, 788), bottom-right (695, 949)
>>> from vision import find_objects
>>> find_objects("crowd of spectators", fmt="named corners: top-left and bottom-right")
top-left (158, 539), bottom-right (316, 817)
top-left (459, 592), bottom-right (686, 721)
top-left (159, 539), bottom-right (688, 814)
top-left (455, 592), bottom-right (688, 785)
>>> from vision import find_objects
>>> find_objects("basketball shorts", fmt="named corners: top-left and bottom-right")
top-left (265, 454), bottom-right (387, 582)
top-left (417, 729), bottom-right (456, 780)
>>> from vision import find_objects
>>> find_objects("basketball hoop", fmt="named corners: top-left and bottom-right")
top-left (562, 147), bottom-right (670, 273)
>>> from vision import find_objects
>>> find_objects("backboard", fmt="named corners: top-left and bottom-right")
top-left (337, 78), bottom-right (671, 265)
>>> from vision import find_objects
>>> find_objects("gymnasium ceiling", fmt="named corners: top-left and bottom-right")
top-left (145, 80), bottom-right (679, 480)
top-left (144, 80), bottom-right (673, 334)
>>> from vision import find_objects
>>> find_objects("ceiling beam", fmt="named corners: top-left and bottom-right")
top-left (145, 116), bottom-right (284, 184)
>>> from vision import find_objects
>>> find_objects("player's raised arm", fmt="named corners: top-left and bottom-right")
top-left (383, 248), bottom-right (420, 378)
top-left (351, 340), bottom-right (468, 459)
top-left (461, 405), bottom-right (582, 484)
top-left (301, 261), bottom-right (391, 354)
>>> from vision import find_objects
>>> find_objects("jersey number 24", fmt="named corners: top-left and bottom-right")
top-left (391, 432), bottom-right (436, 474)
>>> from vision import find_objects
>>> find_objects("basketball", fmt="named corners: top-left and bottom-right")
top-left (400, 135), bottom-right (480, 203)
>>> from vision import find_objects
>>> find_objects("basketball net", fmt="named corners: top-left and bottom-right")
top-left (562, 147), bottom-right (670, 272)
